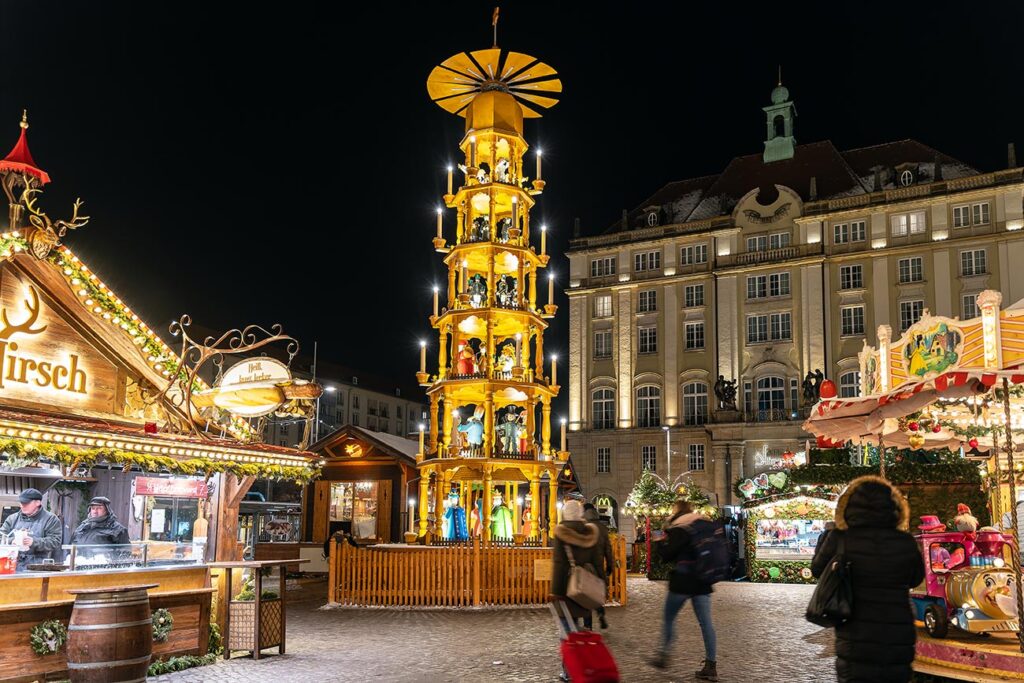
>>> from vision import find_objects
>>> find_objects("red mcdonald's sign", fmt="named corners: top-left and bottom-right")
top-left (135, 476), bottom-right (208, 498)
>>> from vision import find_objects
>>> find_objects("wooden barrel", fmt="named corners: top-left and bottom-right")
top-left (66, 584), bottom-right (158, 683)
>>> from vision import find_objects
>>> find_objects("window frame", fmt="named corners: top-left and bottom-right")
top-left (898, 256), bottom-right (924, 284)
top-left (840, 305), bottom-right (865, 337)
top-left (682, 382), bottom-right (708, 426)
top-left (596, 447), bottom-right (611, 474)
top-left (684, 284), bottom-right (705, 308)
top-left (962, 294), bottom-right (980, 320)
top-left (839, 371), bottom-right (861, 398)
top-left (593, 330), bottom-right (612, 360)
top-left (590, 257), bottom-right (617, 278)
top-left (839, 264), bottom-right (864, 290)
top-left (638, 325), bottom-right (658, 354)
top-left (641, 444), bottom-right (657, 471)
top-left (592, 388), bottom-right (615, 430)
top-left (594, 294), bottom-right (613, 318)
top-left (680, 244), bottom-right (708, 265)
top-left (899, 300), bottom-right (925, 331)
top-left (684, 322), bottom-right (705, 350)
top-left (634, 250), bottom-right (662, 272)
top-left (688, 443), bottom-right (706, 471)
top-left (960, 249), bottom-right (987, 277)
top-left (636, 386), bottom-right (662, 428)
top-left (638, 289), bottom-right (658, 313)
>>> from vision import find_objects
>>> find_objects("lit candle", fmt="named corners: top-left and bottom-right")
top-left (511, 195), bottom-right (518, 230)
top-left (446, 165), bottom-right (453, 195)
top-left (462, 260), bottom-right (469, 293)
top-left (469, 136), bottom-right (477, 168)
top-left (408, 497), bottom-right (415, 533)
top-left (436, 207), bottom-right (443, 239)
top-left (560, 417), bottom-right (566, 452)
top-left (419, 340), bottom-right (427, 374)
top-left (548, 272), bottom-right (554, 305)
top-left (515, 333), bottom-right (522, 365)
top-left (432, 285), bottom-right (439, 317)
top-left (551, 354), bottom-right (558, 385)
top-left (536, 149), bottom-right (542, 181)
top-left (540, 224), bottom-right (547, 256)
top-left (418, 423), bottom-right (425, 454)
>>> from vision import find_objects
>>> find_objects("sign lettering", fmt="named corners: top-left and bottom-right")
top-left (135, 476), bottom-right (208, 498)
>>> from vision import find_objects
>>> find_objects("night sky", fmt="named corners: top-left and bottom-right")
top-left (1, 2), bottom-right (1022, 414)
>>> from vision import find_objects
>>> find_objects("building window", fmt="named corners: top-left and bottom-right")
top-left (743, 381), bottom-right (752, 414)
top-left (899, 169), bottom-right (915, 186)
top-left (636, 386), bottom-right (661, 428)
top-left (769, 232), bottom-right (791, 250)
top-left (367, 399), bottom-right (378, 416)
top-left (682, 382), bottom-right (708, 426)
top-left (962, 294), bottom-right (980, 320)
top-left (756, 376), bottom-right (786, 413)
top-left (594, 294), bottom-right (612, 318)
top-left (680, 244), bottom-right (708, 265)
top-left (638, 290), bottom-right (657, 313)
top-left (647, 211), bottom-right (659, 227)
top-left (769, 272), bottom-right (791, 297)
top-left (747, 275), bottom-right (767, 299)
top-left (352, 412), bottom-right (360, 426)
top-left (352, 395), bottom-right (360, 410)
top-left (841, 306), bottom-right (865, 336)
top-left (641, 444), bottom-right (657, 471)
top-left (685, 322), bottom-right (705, 350)
top-left (839, 265), bottom-right (863, 290)
top-left (839, 371), bottom-right (861, 398)
top-left (900, 300), bottom-right (925, 331)
top-left (684, 284), bottom-right (705, 307)
top-left (790, 377), bottom-right (798, 408)
top-left (898, 257), bottom-right (924, 283)
top-left (688, 444), bottom-right (706, 471)
top-left (634, 251), bottom-right (661, 272)
top-left (953, 205), bottom-right (971, 229)
top-left (597, 447), bottom-right (611, 473)
top-left (961, 249), bottom-right (987, 276)
top-left (638, 326), bottom-right (657, 354)
top-left (590, 257), bottom-right (616, 277)
top-left (771, 312), bottom-right (791, 341)
top-left (891, 211), bottom-right (927, 237)
top-left (834, 221), bottom-right (866, 244)
top-left (747, 235), bottom-right (767, 252)
top-left (747, 315), bottom-right (768, 344)
top-left (974, 202), bottom-right (990, 226)
top-left (396, 406), bottom-right (403, 420)
top-left (592, 388), bottom-right (615, 429)
top-left (594, 330), bottom-right (612, 359)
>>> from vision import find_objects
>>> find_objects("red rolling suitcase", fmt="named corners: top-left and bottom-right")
top-left (550, 601), bottom-right (620, 683)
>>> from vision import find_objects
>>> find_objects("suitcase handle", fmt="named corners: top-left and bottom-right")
top-left (548, 600), bottom-right (577, 639)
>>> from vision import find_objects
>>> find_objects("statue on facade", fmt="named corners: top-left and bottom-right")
top-left (802, 371), bottom-right (817, 406)
top-left (813, 369), bottom-right (825, 400)
top-left (714, 375), bottom-right (737, 411)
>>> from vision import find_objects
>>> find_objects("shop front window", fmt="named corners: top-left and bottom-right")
top-left (147, 496), bottom-right (199, 543)
top-left (330, 481), bottom-right (379, 539)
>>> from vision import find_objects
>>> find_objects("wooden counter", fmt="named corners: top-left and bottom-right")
top-left (0, 564), bottom-right (212, 682)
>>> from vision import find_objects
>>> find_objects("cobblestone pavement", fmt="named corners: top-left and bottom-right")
top-left (154, 578), bottom-right (836, 682)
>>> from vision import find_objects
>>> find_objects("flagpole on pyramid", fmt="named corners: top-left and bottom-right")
top-left (492, 7), bottom-right (500, 48)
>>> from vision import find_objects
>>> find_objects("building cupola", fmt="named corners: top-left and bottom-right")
top-left (762, 70), bottom-right (796, 163)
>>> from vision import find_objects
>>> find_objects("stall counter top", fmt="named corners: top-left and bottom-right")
top-left (0, 563), bottom-right (210, 606)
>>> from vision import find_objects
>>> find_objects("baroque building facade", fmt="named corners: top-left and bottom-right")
top-left (566, 83), bottom-right (1024, 539)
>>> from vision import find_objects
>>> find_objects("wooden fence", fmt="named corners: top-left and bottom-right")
top-left (329, 535), bottom-right (628, 608)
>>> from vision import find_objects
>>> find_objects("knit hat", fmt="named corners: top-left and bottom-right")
top-left (562, 500), bottom-right (584, 522)
top-left (957, 503), bottom-right (971, 515)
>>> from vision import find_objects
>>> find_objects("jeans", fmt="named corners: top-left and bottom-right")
top-left (660, 591), bottom-right (716, 661)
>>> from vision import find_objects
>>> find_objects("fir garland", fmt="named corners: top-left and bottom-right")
top-left (29, 619), bottom-right (67, 656)
top-left (0, 438), bottom-right (319, 484)
top-left (208, 621), bottom-right (223, 656)
top-left (147, 653), bottom-right (218, 676)
top-left (745, 498), bottom-right (835, 584)
top-left (152, 608), bottom-right (173, 642)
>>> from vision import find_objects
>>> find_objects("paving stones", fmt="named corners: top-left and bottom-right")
top-left (153, 579), bottom-right (836, 682)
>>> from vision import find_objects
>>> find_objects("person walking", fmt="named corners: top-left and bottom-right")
top-left (811, 476), bottom-right (925, 683)
top-left (0, 488), bottom-right (63, 571)
top-left (583, 502), bottom-right (615, 630)
top-left (649, 500), bottom-right (718, 681)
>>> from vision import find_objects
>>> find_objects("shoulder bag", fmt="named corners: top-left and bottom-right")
top-left (565, 544), bottom-right (606, 610)
top-left (806, 532), bottom-right (853, 627)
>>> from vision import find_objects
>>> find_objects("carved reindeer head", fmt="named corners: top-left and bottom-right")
top-left (0, 286), bottom-right (47, 341)
top-left (21, 186), bottom-right (89, 238)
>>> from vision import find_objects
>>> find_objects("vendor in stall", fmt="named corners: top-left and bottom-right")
top-left (70, 496), bottom-right (130, 550)
top-left (0, 487), bottom-right (63, 571)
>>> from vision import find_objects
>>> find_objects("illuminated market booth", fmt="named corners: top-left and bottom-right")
top-left (803, 292), bottom-right (1024, 679)
top-left (0, 116), bottom-right (319, 680)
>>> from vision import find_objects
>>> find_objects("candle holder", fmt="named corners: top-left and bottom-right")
top-left (432, 237), bottom-right (448, 251)
top-left (443, 193), bottom-right (455, 205)
top-left (543, 304), bottom-right (558, 317)
top-left (556, 450), bottom-right (569, 462)
top-left (416, 371), bottom-right (430, 386)
top-left (538, 254), bottom-right (550, 266)
top-left (512, 365), bottom-right (525, 380)
top-left (532, 179), bottom-right (546, 193)
top-left (458, 293), bottom-right (471, 306)
top-left (508, 227), bottom-right (521, 241)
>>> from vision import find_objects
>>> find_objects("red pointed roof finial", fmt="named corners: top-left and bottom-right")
top-left (0, 110), bottom-right (51, 185)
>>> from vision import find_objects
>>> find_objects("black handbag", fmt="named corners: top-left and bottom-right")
top-left (806, 532), bottom-right (853, 627)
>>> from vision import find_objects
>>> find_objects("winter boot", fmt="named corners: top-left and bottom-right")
top-left (695, 659), bottom-right (718, 681)
top-left (647, 651), bottom-right (668, 669)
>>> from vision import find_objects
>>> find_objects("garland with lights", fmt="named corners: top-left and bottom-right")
top-left (0, 438), bottom-right (319, 484)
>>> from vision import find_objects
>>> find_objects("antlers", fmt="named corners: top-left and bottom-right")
top-left (0, 286), bottom-right (47, 341)
top-left (21, 187), bottom-right (89, 238)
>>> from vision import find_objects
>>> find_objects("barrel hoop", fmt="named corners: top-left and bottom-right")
top-left (67, 654), bottom-right (152, 670)
top-left (72, 598), bottom-right (151, 609)
top-left (72, 591), bottom-right (150, 603)
top-left (68, 617), bottom-right (152, 631)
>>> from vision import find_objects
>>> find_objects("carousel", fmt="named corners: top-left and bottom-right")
top-left (804, 290), bottom-right (1024, 680)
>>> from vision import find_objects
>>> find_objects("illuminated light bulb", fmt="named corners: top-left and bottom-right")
top-left (78, 289), bottom-right (87, 296)
top-left (102, 313), bottom-right (111, 320)
top-left (64, 268), bottom-right (73, 276)
top-left (92, 306), bottom-right (101, 313)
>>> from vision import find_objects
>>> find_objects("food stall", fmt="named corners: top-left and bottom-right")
top-left (0, 117), bottom-right (320, 679)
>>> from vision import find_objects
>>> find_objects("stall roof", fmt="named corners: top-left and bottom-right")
top-left (311, 425), bottom-right (418, 465)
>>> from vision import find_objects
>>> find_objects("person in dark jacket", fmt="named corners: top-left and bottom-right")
top-left (0, 488), bottom-right (63, 570)
top-left (649, 500), bottom-right (718, 681)
top-left (812, 520), bottom-right (837, 565)
top-left (811, 476), bottom-right (925, 683)
top-left (70, 496), bottom-right (130, 550)
top-left (584, 503), bottom-right (615, 629)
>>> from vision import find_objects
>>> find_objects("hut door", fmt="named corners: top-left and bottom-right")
top-left (377, 480), bottom-right (392, 542)
top-left (312, 480), bottom-right (330, 543)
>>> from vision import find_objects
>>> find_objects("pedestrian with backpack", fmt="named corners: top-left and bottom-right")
top-left (648, 499), bottom-right (722, 681)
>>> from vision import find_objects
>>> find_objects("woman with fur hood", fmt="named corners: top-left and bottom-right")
top-left (811, 476), bottom-right (925, 683)
top-left (550, 500), bottom-right (603, 621)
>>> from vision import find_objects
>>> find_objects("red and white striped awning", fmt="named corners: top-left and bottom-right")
top-left (803, 369), bottom-right (1024, 447)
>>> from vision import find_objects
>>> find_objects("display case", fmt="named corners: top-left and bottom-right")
top-left (238, 502), bottom-right (301, 560)
top-left (60, 541), bottom-right (204, 571)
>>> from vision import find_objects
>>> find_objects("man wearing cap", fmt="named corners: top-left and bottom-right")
top-left (0, 488), bottom-right (63, 571)
top-left (70, 497), bottom-right (130, 550)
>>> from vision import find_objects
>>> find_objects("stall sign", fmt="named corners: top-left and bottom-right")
top-left (193, 357), bottom-right (293, 418)
top-left (135, 476), bottom-right (208, 498)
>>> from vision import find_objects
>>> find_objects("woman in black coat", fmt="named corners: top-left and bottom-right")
top-left (812, 476), bottom-right (925, 683)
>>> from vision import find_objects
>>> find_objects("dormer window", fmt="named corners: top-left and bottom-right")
top-left (647, 211), bottom-right (659, 227)
top-left (899, 170), bottom-right (914, 187)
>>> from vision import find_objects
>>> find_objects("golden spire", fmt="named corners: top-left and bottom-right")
top-left (20, 110), bottom-right (28, 130)
top-left (492, 6), bottom-right (500, 48)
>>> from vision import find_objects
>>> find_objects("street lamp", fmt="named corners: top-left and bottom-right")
top-left (662, 425), bottom-right (671, 481)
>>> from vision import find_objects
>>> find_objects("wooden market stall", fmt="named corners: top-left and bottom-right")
top-left (804, 290), bottom-right (1024, 677)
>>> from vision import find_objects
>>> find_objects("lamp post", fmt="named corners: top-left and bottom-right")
top-left (662, 425), bottom-right (671, 483)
